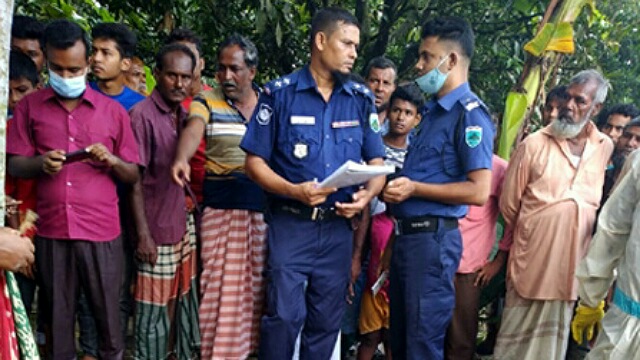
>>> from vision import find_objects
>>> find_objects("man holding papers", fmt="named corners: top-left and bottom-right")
top-left (241, 8), bottom-right (385, 360)
top-left (380, 16), bottom-right (494, 359)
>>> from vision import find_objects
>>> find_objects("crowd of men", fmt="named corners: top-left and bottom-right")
top-left (3, 5), bottom-right (640, 360)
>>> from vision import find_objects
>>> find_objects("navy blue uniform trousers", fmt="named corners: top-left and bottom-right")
top-left (389, 220), bottom-right (462, 360)
top-left (259, 211), bottom-right (352, 360)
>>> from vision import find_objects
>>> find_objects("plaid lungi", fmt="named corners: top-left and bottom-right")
top-left (135, 214), bottom-right (200, 360)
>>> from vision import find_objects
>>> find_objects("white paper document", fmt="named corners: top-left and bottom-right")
top-left (318, 160), bottom-right (395, 189)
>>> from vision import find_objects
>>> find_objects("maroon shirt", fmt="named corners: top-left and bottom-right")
top-left (129, 89), bottom-right (187, 245)
top-left (7, 87), bottom-right (140, 241)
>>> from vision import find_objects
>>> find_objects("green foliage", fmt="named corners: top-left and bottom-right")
top-left (13, 0), bottom-right (640, 114)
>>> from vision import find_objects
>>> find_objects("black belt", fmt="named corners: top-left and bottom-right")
top-left (394, 215), bottom-right (458, 235)
top-left (270, 200), bottom-right (339, 221)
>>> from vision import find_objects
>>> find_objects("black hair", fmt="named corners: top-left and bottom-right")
top-left (364, 56), bottom-right (397, 81)
top-left (155, 43), bottom-right (196, 72)
top-left (9, 50), bottom-right (39, 86)
top-left (91, 22), bottom-right (137, 58)
top-left (389, 84), bottom-right (425, 110)
top-left (218, 33), bottom-right (259, 68)
top-left (546, 85), bottom-right (569, 105)
top-left (310, 7), bottom-right (359, 48)
top-left (597, 103), bottom-right (640, 129)
top-left (11, 15), bottom-right (45, 49)
top-left (165, 28), bottom-right (202, 57)
top-left (624, 117), bottom-right (640, 130)
top-left (43, 19), bottom-right (90, 58)
top-left (421, 16), bottom-right (475, 60)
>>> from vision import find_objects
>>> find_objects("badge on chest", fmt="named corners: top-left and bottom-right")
top-left (294, 143), bottom-right (308, 159)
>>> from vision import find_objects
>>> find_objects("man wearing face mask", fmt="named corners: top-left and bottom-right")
top-left (6, 19), bottom-right (140, 360)
top-left (379, 16), bottom-right (494, 359)
top-left (494, 70), bottom-right (613, 360)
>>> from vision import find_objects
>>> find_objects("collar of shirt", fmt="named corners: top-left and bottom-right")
top-left (42, 85), bottom-right (99, 109)
top-left (224, 82), bottom-right (262, 108)
top-left (295, 65), bottom-right (353, 96)
top-left (433, 82), bottom-right (472, 112)
top-left (149, 88), bottom-right (188, 120)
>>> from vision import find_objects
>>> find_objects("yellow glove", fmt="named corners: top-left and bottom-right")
top-left (571, 301), bottom-right (605, 343)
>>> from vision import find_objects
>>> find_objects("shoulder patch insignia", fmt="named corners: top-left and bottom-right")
top-left (465, 100), bottom-right (480, 111)
top-left (369, 113), bottom-right (381, 133)
top-left (256, 103), bottom-right (273, 125)
top-left (465, 126), bottom-right (483, 148)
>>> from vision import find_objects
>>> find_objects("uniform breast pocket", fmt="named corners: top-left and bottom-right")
top-left (334, 127), bottom-right (363, 161)
top-left (406, 143), bottom-right (441, 177)
top-left (282, 127), bottom-right (321, 162)
top-left (442, 143), bottom-right (463, 177)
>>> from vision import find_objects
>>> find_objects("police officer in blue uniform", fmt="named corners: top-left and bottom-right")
top-left (240, 8), bottom-right (386, 360)
top-left (380, 16), bottom-right (494, 360)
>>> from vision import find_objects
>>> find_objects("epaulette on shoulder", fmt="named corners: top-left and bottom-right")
top-left (263, 75), bottom-right (294, 95)
top-left (459, 96), bottom-right (490, 114)
top-left (349, 81), bottom-right (375, 101)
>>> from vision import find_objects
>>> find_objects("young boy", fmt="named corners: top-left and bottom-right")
top-left (357, 84), bottom-right (423, 360)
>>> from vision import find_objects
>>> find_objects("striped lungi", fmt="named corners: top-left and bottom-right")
top-left (135, 214), bottom-right (200, 360)
top-left (199, 208), bottom-right (266, 360)
top-left (493, 283), bottom-right (574, 360)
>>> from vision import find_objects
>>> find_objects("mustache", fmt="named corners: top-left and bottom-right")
top-left (222, 81), bottom-right (237, 88)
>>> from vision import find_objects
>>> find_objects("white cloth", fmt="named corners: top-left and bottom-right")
top-left (576, 152), bottom-right (640, 359)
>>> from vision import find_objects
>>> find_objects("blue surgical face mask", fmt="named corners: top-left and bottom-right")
top-left (49, 69), bottom-right (87, 99)
top-left (415, 55), bottom-right (450, 95)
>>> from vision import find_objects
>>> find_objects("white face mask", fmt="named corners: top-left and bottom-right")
top-left (49, 69), bottom-right (87, 98)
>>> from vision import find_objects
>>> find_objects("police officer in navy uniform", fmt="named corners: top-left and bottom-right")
top-left (380, 16), bottom-right (494, 360)
top-left (240, 7), bottom-right (386, 360)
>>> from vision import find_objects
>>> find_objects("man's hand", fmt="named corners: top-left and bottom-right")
top-left (43, 150), bottom-right (65, 175)
top-left (571, 301), bottom-right (605, 343)
top-left (474, 251), bottom-right (507, 287)
top-left (171, 159), bottom-right (191, 187)
top-left (87, 143), bottom-right (119, 167)
top-left (0, 227), bottom-right (35, 272)
top-left (336, 188), bottom-right (372, 219)
top-left (292, 181), bottom-right (337, 207)
top-left (347, 255), bottom-right (362, 304)
top-left (135, 232), bottom-right (158, 267)
top-left (382, 177), bottom-right (415, 203)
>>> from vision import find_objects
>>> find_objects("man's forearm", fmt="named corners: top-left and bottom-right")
top-left (175, 119), bottom-right (205, 163)
top-left (7, 155), bottom-right (44, 179)
top-left (245, 154), bottom-right (297, 199)
top-left (111, 158), bottom-right (139, 184)
top-left (412, 169), bottom-right (491, 206)
top-left (129, 177), bottom-right (150, 238)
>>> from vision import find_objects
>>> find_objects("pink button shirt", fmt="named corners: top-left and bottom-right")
top-left (7, 87), bottom-right (140, 241)
top-left (458, 155), bottom-right (513, 274)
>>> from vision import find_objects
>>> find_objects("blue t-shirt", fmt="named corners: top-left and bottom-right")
top-left (89, 82), bottom-right (145, 111)
top-left (390, 82), bottom-right (494, 219)
top-left (240, 65), bottom-right (385, 207)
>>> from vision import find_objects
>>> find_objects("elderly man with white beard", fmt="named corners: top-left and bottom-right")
top-left (493, 69), bottom-right (613, 360)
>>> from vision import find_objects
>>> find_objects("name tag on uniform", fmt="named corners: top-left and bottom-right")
top-left (290, 116), bottom-right (315, 125)
top-left (331, 120), bottom-right (359, 128)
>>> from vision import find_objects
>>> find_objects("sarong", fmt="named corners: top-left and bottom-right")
top-left (494, 283), bottom-right (574, 360)
top-left (199, 208), bottom-right (266, 360)
top-left (135, 214), bottom-right (200, 360)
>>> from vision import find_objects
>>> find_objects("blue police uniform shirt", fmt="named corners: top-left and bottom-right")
top-left (240, 65), bottom-right (385, 207)
top-left (390, 82), bottom-right (494, 219)
top-left (89, 82), bottom-right (145, 111)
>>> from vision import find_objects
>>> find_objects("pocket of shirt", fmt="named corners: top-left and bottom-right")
top-left (334, 126), bottom-right (363, 161)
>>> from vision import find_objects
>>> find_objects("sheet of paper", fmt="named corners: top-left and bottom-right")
top-left (318, 160), bottom-right (395, 189)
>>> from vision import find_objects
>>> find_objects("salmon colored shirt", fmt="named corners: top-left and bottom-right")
top-left (499, 121), bottom-right (613, 301)
top-left (458, 155), bottom-right (513, 274)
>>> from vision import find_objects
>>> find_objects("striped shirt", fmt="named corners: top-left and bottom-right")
top-left (189, 86), bottom-right (266, 211)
